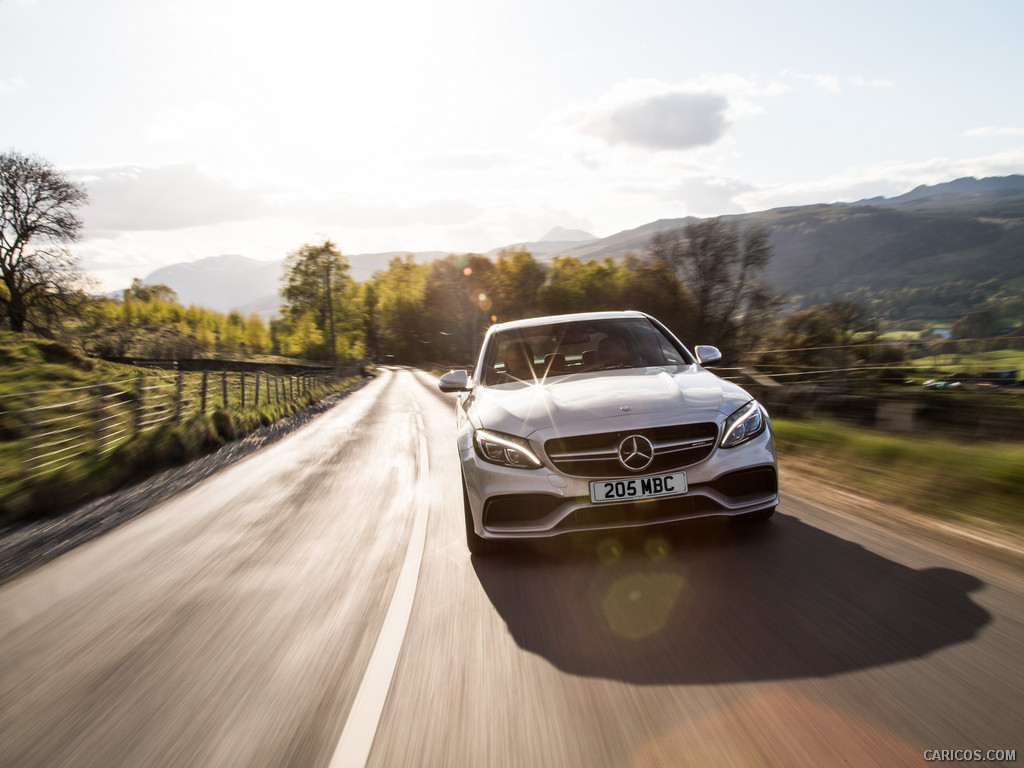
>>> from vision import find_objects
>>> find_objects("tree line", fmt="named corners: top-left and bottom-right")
top-left (2, 149), bottom-right (786, 367)
top-left (16, 147), bottom-right (1011, 375)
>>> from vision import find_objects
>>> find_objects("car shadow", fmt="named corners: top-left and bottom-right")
top-left (470, 513), bottom-right (990, 684)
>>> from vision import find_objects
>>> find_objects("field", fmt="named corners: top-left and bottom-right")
top-left (773, 418), bottom-right (1023, 530)
top-left (0, 333), bottom-right (359, 525)
top-left (906, 348), bottom-right (1024, 375)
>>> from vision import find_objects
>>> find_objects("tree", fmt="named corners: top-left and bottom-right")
top-left (539, 256), bottom-right (624, 315)
top-left (279, 240), bottom-right (362, 363)
top-left (421, 258), bottom-right (477, 362)
top-left (649, 218), bottom-right (777, 350)
top-left (372, 255), bottom-right (428, 363)
top-left (0, 150), bottom-right (90, 332)
top-left (491, 249), bottom-right (546, 321)
top-left (619, 253), bottom-right (695, 337)
top-left (124, 277), bottom-right (178, 304)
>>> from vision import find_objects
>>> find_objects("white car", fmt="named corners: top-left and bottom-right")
top-left (438, 311), bottom-right (778, 554)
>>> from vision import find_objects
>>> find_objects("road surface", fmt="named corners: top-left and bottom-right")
top-left (1, 367), bottom-right (1021, 767)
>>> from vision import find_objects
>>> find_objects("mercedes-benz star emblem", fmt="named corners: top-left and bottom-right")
top-left (617, 435), bottom-right (655, 472)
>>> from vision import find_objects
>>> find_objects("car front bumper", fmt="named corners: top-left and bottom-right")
top-left (459, 425), bottom-right (778, 541)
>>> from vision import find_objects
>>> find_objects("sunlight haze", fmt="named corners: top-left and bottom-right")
top-left (2, 0), bottom-right (1022, 290)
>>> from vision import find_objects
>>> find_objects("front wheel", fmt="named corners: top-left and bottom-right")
top-left (463, 477), bottom-right (496, 555)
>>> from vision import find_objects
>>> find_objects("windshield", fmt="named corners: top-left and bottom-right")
top-left (479, 317), bottom-right (694, 386)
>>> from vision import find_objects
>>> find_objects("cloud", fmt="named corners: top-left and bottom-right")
top-left (965, 126), bottom-right (1024, 137)
top-left (734, 149), bottom-right (1024, 211)
top-left (76, 162), bottom-right (269, 231)
top-left (75, 160), bottom-right (484, 238)
top-left (560, 76), bottom-right (785, 154)
top-left (612, 174), bottom-right (755, 217)
top-left (585, 91), bottom-right (730, 151)
top-left (850, 77), bottom-right (895, 88)
top-left (293, 196), bottom-right (482, 230)
top-left (665, 176), bottom-right (756, 216)
top-left (0, 75), bottom-right (27, 93)
top-left (413, 151), bottom-right (516, 171)
top-left (784, 71), bottom-right (894, 92)
top-left (143, 103), bottom-right (234, 145)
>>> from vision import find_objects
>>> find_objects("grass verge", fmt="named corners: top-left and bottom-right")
top-left (0, 332), bottom-right (363, 527)
top-left (773, 417), bottom-right (1023, 531)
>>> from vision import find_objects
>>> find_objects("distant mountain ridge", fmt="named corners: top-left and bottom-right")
top-left (853, 174), bottom-right (1024, 207)
top-left (138, 175), bottom-right (1024, 316)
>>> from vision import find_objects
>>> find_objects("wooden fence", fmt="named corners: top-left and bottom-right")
top-left (1, 368), bottom-right (349, 491)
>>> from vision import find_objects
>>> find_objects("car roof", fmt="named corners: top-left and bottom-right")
top-left (488, 310), bottom-right (649, 334)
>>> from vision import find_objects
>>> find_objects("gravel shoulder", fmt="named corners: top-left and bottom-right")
top-left (779, 455), bottom-right (1024, 571)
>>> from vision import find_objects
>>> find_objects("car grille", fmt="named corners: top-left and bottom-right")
top-left (544, 423), bottom-right (719, 478)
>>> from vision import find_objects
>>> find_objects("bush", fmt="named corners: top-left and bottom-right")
top-left (211, 410), bottom-right (236, 441)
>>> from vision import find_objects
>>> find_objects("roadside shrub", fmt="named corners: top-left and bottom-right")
top-left (211, 409), bottom-right (236, 441)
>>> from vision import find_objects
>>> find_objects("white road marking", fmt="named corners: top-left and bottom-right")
top-left (329, 402), bottom-right (431, 768)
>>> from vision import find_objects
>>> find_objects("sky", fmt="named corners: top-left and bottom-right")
top-left (2, 0), bottom-right (1023, 291)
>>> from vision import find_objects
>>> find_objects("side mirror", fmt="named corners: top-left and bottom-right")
top-left (438, 369), bottom-right (471, 392)
top-left (695, 345), bottom-right (722, 365)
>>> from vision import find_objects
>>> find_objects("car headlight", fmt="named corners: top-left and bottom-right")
top-left (474, 429), bottom-right (543, 469)
top-left (721, 401), bottom-right (766, 448)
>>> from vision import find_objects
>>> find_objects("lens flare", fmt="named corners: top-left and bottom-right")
top-left (645, 537), bottom-right (671, 562)
top-left (602, 572), bottom-right (686, 640)
top-left (597, 538), bottom-right (624, 564)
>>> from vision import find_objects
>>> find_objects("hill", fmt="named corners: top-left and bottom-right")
top-left (145, 255), bottom-right (282, 315)
top-left (137, 176), bottom-right (1024, 319)
top-left (546, 175), bottom-right (1024, 308)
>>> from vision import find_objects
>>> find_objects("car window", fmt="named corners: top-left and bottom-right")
top-left (480, 317), bottom-right (693, 385)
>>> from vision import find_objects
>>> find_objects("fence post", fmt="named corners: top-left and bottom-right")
top-left (201, 371), bottom-right (209, 414)
top-left (289, 376), bottom-right (294, 401)
top-left (241, 372), bottom-right (246, 409)
top-left (16, 392), bottom-right (34, 476)
top-left (133, 372), bottom-right (145, 437)
top-left (92, 392), bottom-right (105, 457)
top-left (221, 372), bottom-right (228, 409)
top-left (175, 371), bottom-right (184, 422)
top-left (254, 372), bottom-right (261, 407)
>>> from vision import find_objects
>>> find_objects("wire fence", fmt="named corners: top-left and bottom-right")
top-left (0, 368), bottom-right (348, 492)
top-left (4, 338), bottom-right (1022, 502)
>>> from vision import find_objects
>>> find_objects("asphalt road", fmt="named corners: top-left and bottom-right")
top-left (1, 367), bottom-right (1021, 767)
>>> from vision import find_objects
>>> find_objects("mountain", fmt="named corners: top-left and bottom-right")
top-left (346, 251), bottom-right (447, 282)
top-left (486, 226), bottom-right (598, 258)
top-left (141, 251), bottom-right (446, 316)
top-left (137, 176), bottom-right (1024, 318)
top-left (144, 255), bottom-right (282, 315)
top-left (539, 226), bottom-right (597, 242)
top-left (852, 175), bottom-right (1024, 209)
top-left (547, 176), bottom-right (1024, 299)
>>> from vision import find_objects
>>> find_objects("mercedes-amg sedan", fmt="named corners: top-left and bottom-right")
top-left (438, 311), bottom-right (778, 554)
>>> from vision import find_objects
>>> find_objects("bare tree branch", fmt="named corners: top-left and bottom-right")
top-left (0, 150), bottom-right (89, 332)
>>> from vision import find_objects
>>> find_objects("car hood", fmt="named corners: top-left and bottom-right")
top-left (470, 366), bottom-right (753, 438)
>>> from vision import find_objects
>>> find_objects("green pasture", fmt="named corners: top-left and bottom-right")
top-left (907, 348), bottom-right (1024, 375)
top-left (774, 418), bottom-right (1023, 529)
top-left (0, 333), bottom-right (359, 525)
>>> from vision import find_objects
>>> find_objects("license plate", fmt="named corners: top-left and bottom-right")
top-left (590, 472), bottom-right (687, 504)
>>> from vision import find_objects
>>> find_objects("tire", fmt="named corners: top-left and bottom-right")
top-left (463, 476), bottom-right (496, 555)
